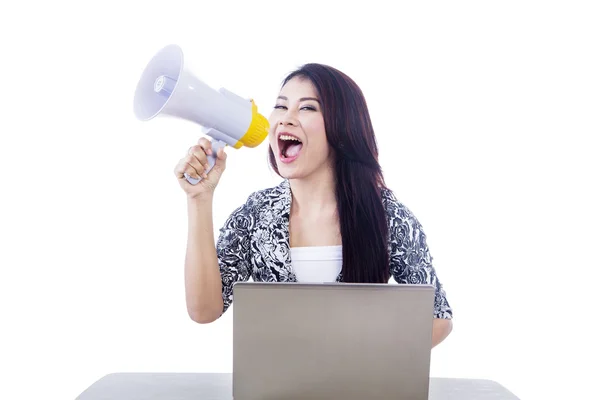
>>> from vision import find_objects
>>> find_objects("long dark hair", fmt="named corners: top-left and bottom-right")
top-left (268, 63), bottom-right (391, 283)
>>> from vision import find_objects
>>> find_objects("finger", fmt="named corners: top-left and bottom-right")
top-left (185, 154), bottom-right (208, 179)
top-left (174, 155), bottom-right (204, 181)
top-left (185, 162), bottom-right (207, 181)
top-left (187, 145), bottom-right (210, 171)
top-left (174, 158), bottom-right (198, 180)
top-left (197, 137), bottom-right (213, 155)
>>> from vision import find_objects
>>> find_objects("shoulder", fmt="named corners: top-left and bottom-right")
top-left (243, 179), bottom-right (289, 209)
top-left (380, 186), bottom-right (429, 248)
top-left (380, 186), bottom-right (419, 223)
top-left (238, 179), bottom-right (289, 214)
top-left (224, 180), bottom-right (290, 225)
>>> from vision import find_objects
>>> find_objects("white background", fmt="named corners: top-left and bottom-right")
top-left (1, 1), bottom-right (598, 399)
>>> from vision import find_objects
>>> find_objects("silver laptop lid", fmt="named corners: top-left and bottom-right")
top-left (232, 282), bottom-right (435, 400)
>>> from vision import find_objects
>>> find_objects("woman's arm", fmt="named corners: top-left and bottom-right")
top-left (432, 318), bottom-right (453, 348)
top-left (184, 195), bottom-right (224, 324)
top-left (384, 190), bottom-right (454, 345)
top-left (185, 194), bottom-right (254, 324)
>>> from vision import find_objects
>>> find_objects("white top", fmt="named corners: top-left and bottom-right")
top-left (290, 245), bottom-right (342, 283)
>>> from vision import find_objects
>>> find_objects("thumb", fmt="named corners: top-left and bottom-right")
top-left (208, 146), bottom-right (228, 180)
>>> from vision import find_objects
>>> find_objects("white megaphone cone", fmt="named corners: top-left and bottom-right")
top-left (133, 44), bottom-right (269, 184)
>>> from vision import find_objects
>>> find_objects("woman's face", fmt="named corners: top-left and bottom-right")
top-left (268, 76), bottom-right (331, 179)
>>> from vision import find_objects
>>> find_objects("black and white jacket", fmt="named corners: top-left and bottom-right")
top-left (216, 179), bottom-right (453, 319)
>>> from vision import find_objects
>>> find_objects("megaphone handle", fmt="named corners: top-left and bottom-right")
top-left (184, 139), bottom-right (227, 185)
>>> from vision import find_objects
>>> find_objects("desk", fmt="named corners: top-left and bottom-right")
top-left (76, 373), bottom-right (520, 399)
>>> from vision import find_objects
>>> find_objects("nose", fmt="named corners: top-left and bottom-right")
top-left (279, 113), bottom-right (299, 127)
top-left (277, 105), bottom-right (300, 127)
top-left (269, 105), bottom-right (299, 133)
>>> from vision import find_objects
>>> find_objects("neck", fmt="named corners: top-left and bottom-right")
top-left (289, 165), bottom-right (337, 217)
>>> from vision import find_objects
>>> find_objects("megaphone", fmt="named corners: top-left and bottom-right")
top-left (133, 44), bottom-right (269, 184)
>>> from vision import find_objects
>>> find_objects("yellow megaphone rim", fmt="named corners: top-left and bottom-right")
top-left (233, 100), bottom-right (270, 149)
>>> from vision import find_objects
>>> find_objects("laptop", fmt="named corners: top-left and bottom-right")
top-left (232, 282), bottom-right (435, 400)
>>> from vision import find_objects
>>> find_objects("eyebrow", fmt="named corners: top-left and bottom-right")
top-left (277, 95), bottom-right (321, 103)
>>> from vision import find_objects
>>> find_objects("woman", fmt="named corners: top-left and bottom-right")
top-left (174, 63), bottom-right (453, 347)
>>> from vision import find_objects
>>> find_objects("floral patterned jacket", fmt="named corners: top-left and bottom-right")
top-left (216, 179), bottom-right (453, 319)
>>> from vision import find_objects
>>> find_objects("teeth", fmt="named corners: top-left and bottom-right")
top-left (279, 135), bottom-right (301, 142)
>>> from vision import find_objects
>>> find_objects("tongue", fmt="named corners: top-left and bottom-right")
top-left (285, 143), bottom-right (302, 158)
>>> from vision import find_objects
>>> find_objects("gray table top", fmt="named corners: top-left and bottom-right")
top-left (76, 372), bottom-right (520, 400)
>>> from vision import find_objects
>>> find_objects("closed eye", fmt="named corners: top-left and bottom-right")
top-left (273, 105), bottom-right (317, 111)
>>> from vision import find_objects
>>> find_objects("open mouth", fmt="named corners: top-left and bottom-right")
top-left (278, 134), bottom-right (303, 163)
